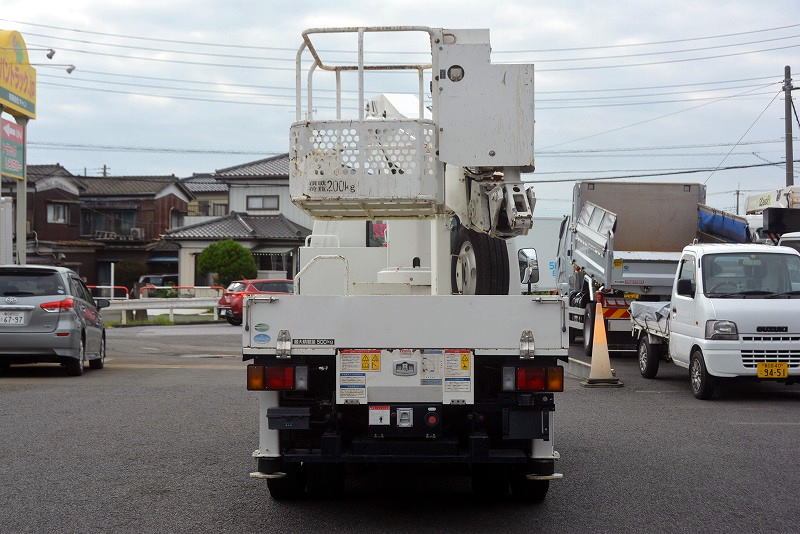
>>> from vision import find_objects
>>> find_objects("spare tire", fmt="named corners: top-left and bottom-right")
top-left (451, 225), bottom-right (509, 295)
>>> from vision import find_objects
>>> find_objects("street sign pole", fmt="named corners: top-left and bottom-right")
top-left (15, 117), bottom-right (27, 264)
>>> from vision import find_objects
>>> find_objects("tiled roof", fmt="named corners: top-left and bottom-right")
top-left (78, 175), bottom-right (184, 196)
top-left (164, 212), bottom-right (309, 241)
top-left (26, 164), bottom-right (75, 183)
top-left (215, 153), bottom-right (289, 178)
top-left (181, 174), bottom-right (228, 193)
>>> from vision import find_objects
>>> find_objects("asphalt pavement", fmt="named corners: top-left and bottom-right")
top-left (1, 324), bottom-right (798, 533)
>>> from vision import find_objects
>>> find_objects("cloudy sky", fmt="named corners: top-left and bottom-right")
top-left (3, 0), bottom-right (799, 216)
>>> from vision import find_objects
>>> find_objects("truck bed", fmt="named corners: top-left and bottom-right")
top-left (243, 294), bottom-right (567, 357)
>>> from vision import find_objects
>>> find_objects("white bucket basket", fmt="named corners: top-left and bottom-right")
top-left (290, 119), bottom-right (443, 219)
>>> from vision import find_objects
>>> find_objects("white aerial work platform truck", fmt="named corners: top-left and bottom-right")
top-left (243, 27), bottom-right (567, 502)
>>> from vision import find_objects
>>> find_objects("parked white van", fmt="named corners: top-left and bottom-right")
top-left (631, 243), bottom-right (800, 399)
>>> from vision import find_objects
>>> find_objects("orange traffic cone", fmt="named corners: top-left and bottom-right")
top-left (580, 300), bottom-right (623, 388)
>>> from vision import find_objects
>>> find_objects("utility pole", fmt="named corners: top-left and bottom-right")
top-left (785, 65), bottom-right (794, 186)
top-left (101, 164), bottom-right (109, 177)
top-left (735, 183), bottom-right (740, 215)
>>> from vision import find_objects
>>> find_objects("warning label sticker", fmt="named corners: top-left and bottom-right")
top-left (340, 350), bottom-right (381, 372)
top-left (444, 377), bottom-right (471, 392)
top-left (444, 351), bottom-right (471, 378)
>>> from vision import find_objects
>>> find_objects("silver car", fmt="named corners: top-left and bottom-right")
top-left (0, 265), bottom-right (109, 376)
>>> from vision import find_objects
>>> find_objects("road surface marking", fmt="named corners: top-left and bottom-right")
top-left (109, 363), bottom-right (242, 370)
top-left (728, 421), bottom-right (800, 426)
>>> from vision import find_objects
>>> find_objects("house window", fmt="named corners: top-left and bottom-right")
top-left (247, 195), bottom-right (279, 210)
top-left (47, 203), bottom-right (70, 224)
top-left (212, 203), bottom-right (228, 216)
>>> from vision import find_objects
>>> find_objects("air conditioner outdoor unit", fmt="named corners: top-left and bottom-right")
top-left (130, 227), bottom-right (144, 239)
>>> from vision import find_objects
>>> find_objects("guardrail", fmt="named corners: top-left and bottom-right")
top-left (106, 297), bottom-right (219, 325)
top-left (88, 285), bottom-right (130, 300)
top-left (137, 285), bottom-right (224, 299)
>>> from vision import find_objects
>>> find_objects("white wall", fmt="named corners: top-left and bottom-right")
top-left (228, 182), bottom-right (313, 230)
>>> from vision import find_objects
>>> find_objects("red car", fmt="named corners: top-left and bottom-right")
top-left (218, 279), bottom-right (294, 326)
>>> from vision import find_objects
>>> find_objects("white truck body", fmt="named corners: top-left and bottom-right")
top-left (245, 26), bottom-right (566, 502)
top-left (631, 243), bottom-right (800, 398)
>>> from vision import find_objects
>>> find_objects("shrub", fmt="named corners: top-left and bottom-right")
top-left (197, 239), bottom-right (257, 287)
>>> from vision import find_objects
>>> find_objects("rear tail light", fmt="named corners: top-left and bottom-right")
top-left (504, 366), bottom-right (564, 392)
top-left (247, 365), bottom-right (307, 391)
top-left (40, 298), bottom-right (74, 313)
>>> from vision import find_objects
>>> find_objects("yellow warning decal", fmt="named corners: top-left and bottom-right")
top-left (460, 354), bottom-right (470, 371)
top-left (360, 352), bottom-right (381, 371)
top-left (613, 259), bottom-right (623, 268)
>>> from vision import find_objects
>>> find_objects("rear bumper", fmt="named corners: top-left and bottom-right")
top-left (0, 330), bottom-right (81, 361)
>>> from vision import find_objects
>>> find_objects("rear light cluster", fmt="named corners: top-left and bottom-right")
top-left (40, 298), bottom-right (74, 313)
top-left (247, 364), bottom-right (308, 391)
top-left (502, 366), bottom-right (564, 392)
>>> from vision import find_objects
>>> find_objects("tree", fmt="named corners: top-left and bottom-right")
top-left (197, 240), bottom-right (257, 287)
top-left (114, 260), bottom-right (147, 290)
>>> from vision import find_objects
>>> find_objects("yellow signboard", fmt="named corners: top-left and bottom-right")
top-left (0, 30), bottom-right (36, 119)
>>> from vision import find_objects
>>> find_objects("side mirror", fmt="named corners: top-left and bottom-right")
top-left (518, 248), bottom-right (539, 288)
top-left (95, 298), bottom-right (111, 309)
top-left (676, 279), bottom-right (694, 298)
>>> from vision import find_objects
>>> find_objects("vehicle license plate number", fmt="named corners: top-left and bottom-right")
top-left (757, 362), bottom-right (789, 378)
top-left (0, 311), bottom-right (25, 326)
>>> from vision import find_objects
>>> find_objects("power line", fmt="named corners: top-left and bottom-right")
top-left (525, 159), bottom-right (800, 183)
top-left (539, 139), bottom-right (783, 154)
top-left (38, 73), bottom-right (359, 101)
top-left (499, 23), bottom-right (800, 53)
top-left (25, 28), bottom-right (800, 66)
top-left (538, 90), bottom-right (775, 110)
top-left (529, 34), bottom-right (800, 63)
top-left (5, 17), bottom-right (799, 54)
top-left (28, 141), bottom-right (281, 156)
top-left (704, 89), bottom-right (782, 183)
top-left (35, 64), bottom-right (780, 97)
top-left (38, 79), bottom-right (776, 111)
top-left (24, 140), bottom-right (783, 157)
top-left (28, 39), bottom-right (800, 74)
top-left (535, 43), bottom-right (800, 72)
top-left (541, 83), bottom-right (776, 149)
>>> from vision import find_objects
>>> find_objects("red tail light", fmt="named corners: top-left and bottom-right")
top-left (40, 298), bottom-right (74, 312)
top-left (515, 366), bottom-right (564, 392)
top-left (247, 365), bottom-right (295, 390)
top-left (516, 367), bottom-right (545, 391)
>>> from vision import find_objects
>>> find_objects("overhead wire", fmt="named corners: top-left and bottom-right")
top-left (38, 79), bottom-right (778, 111)
top-left (24, 29), bottom-right (800, 65)
top-left (540, 83), bottom-right (778, 149)
top-left (524, 159), bottom-right (800, 183)
top-left (4, 17), bottom-right (799, 54)
top-left (704, 89), bottom-right (783, 183)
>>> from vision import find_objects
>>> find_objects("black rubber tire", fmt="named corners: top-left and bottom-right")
top-left (690, 350), bottom-right (716, 400)
top-left (568, 328), bottom-right (578, 344)
top-left (89, 336), bottom-right (105, 370)
top-left (305, 464), bottom-right (345, 498)
top-left (583, 303), bottom-right (595, 357)
top-left (65, 340), bottom-right (85, 377)
top-left (471, 464), bottom-right (509, 500)
top-left (451, 226), bottom-right (509, 295)
top-left (226, 315), bottom-right (243, 326)
top-left (509, 474), bottom-right (549, 503)
top-left (266, 464), bottom-right (306, 501)
top-left (638, 336), bottom-right (661, 379)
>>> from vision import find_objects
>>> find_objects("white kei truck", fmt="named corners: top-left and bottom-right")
top-left (631, 243), bottom-right (800, 399)
top-left (242, 27), bottom-right (568, 501)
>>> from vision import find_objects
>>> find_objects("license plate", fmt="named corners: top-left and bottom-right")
top-left (757, 362), bottom-right (789, 378)
top-left (0, 311), bottom-right (25, 326)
